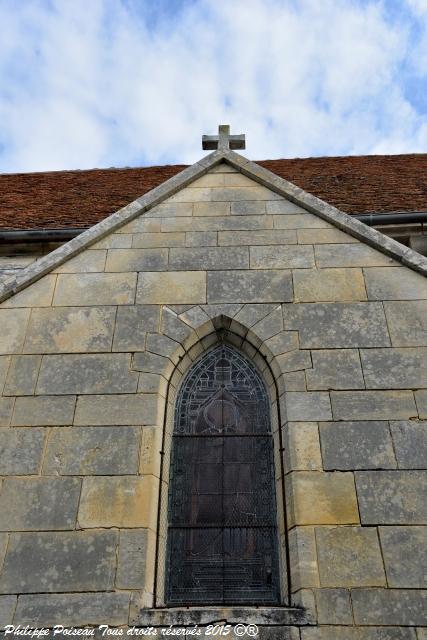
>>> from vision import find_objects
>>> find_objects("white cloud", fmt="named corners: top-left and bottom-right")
top-left (0, 0), bottom-right (426, 172)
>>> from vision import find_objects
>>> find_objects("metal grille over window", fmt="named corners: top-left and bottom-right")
top-left (166, 344), bottom-right (280, 605)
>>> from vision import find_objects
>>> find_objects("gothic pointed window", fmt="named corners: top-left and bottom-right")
top-left (166, 344), bottom-right (281, 605)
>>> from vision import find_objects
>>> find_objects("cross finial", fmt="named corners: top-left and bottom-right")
top-left (202, 124), bottom-right (246, 151)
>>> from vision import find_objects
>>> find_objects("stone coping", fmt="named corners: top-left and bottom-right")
top-left (134, 606), bottom-right (311, 627)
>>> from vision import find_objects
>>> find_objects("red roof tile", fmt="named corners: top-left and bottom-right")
top-left (0, 154), bottom-right (426, 230)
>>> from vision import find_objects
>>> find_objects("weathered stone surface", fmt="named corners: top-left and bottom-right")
top-left (298, 228), bottom-right (358, 244)
top-left (138, 372), bottom-right (166, 394)
top-left (146, 333), bottom-right (182, 360)
top-left (301, 627), bottom-right (415, 639)
top-left (361, 347), bottom-right (427, 389)
top-left (169, 185), bottom-right (282, 202)
top-left (0, 275), bottom-right (56, 308)
top-left (416, 390), bottom-right (427, 418)
top-left (234, 303), bottom-right (277, 328)
top-left (0, 428), bottom-right (45, 475)
top-left (137, 271), bottom-right (206, 304)
top-left (315, 243), bottom-right (397, 267)
top-left (23, 306), bottom-right (116, 353)
top-left (0, 399), bottom-right (13, 427)
top-left (13, 592), bottom-right (130, 625)
top-left (169, 247), bottom-right (249, 270)
top-left (284, 422), bottom-right (322, 471)
top-left (331, 391), bottom-right (417, 420)
top-left (282, 370), bottom-right (306, 391)
top-left (0, 530), bottom-right (117, 593)
top-left (78, 476), bottom-right (157, 528)
top-left (250, 245), bottom-right (315, 269)
top-left (36, 353), bottom-right (138, 394)
top-left (0, 595), bottom-right (16, 627)
top-left (265, 331), bottom-right (299, 355)
top-left (352, 588), bottom-right (427, 626)
top-left (316, 526), bottom-right (386, 587)
top-left (0, 357), bottom-right (9, 393)
top-left (286, 471), bottom-right (359, 526)
top-left (3, 355), bottom-right (41, 395)
top-left (44, 426), bottom-right (140, 475)
top-left (288, 526), bottom-right (319, 589)
top-left (132, 232), bottom-right (185, 247)
top-left (266, 200), bottom-right (307, 214)
top-left (113, 304), bottom-right (159, 351)
top-left (0, 308), bottom-right (30, 354)
top-left (0, 533), bottom-right (7, 566)
top-left (116, 529), bottom-right (147, 589)
top-left (314, 588), bottom-right (353, 625)
top-left (74, 394), bottom-right (157, 426)
top-left (283, 302), bottom-right (390, 348)
top-left (277, 350), bottom-right (311, 373)
top-left (53, 250), bottom-right (106, 273)
top-left (132, 351), bottom-right (171, 375)
top-left (294, 268), bottom-right (366, 302)
top-left (92, 232), bottom-right (132, 249)
top-left (284, 392), bottom-right (332, 421)
top-left (319, 421), bottom-right (396, 470)
top-left (148, 201), bottom-right (193, 217)
top-left (219, 229), bottom-right (297, 246)
top-left (379, 526), bottom-right (427, 588)
top-left (307, 349), bottom-right (364, 390)
top-left (162, 214), bottom-right (273, 232)
top-left (231, 201), bottom-right (266, 215)
top-left (383, 300), bottom-right (427, 346)
top-left (105, 247), bottom-right (168, 272)
top-left (390, 421), bottom-right (427, 468)
top-left (251, 306), bottom-right (283, 341)
top-left (355, 471), bottom-right (427, 524)
top-left (185, 231), bottom-right (217, 246)
top-left (208, 270), bottom-right (292, 303)
top-left (12, 395), bottom-right (76, 426)
top-left (0, 477), bottom-right (80, 531)
top-left (193, 201), bottom-right (229, 216)
top-left (364, 266), bottom-right (427, 300)
top-left (53, 273), bottom-right (137, 306)
top-left (273, 213), bottom-right (331, 229)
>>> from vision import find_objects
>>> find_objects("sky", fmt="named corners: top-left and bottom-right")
top-left (0, 0), bottom-right (426, 173)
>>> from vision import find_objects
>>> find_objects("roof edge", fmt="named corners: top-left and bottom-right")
top-left (0, 149), bottom-right (426, 304)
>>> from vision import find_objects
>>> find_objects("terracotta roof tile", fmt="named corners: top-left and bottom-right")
top-left (0, 154), bottom-right (426, 230)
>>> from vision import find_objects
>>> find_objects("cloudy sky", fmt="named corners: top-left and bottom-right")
top-left (0, 0), bottom-right (426, 172)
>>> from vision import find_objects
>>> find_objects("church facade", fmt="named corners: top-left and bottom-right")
top-left (0, 132), bottom-right (426, 638)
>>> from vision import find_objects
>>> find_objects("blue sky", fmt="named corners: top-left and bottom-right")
top-left (0, 0), bottom-right (426, 172)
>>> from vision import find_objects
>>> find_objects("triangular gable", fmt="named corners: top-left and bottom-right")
top-left (1, 148), bottom-right (426, 304)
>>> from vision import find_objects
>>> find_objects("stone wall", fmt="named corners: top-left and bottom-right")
top-left (0, 162), bottom-right (426, 638)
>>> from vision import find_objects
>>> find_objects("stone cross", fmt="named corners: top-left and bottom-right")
top-left (202, 124), bottom-right (246, 151)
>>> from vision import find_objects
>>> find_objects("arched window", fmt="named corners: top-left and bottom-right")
top-left (166, 344), bottom-right (280, 605)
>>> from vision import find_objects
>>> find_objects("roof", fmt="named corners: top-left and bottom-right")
top-left (1, 153), bottom-right (426, 230)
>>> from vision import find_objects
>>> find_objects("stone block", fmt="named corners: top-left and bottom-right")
top-left (284, 302), bottom-right (390, 348)
top-left (390, 421), bottom-right (427, 468)
top-left (36, 353), bottom-right (138, 395)
top-left (53, 273), bottom-right (137, 306)
top-left (193, 201), bottom-right (229, 216)
top-left (231, 201), bottom-right (266, 215)
top-left (316, 526), bottom-right (386, 587)
top-left (384, 300), bottom-right (427, 346)
top-left (0, 399), bottom-right (13, 427)
top-left (113, 304), bottom-right (159, 351)
top-left (379, 526), bottom-right (427, 588)
top-left (219, 229), bottom-right (297, 246)
top-left (307, 349), bottom-right (364, 390)
top-left (364, 266), bottom-right (427, 300)
top-left (148, 202), bottom-right (193, 217)
top-left (162, 214), bottom-right (273, 232)
top-left (169, 247), bottom-right (249, 270)
top-left (161, 307), bottom-right (192, 343)
top-left (225, 173), bottom-right (262, 186)
top-left (301, 628), bottom-right (415, 640)
top-left (0, 357), bottom-right (10, 393)
top-left (234, 303), bottom-right (277, 328)
top-left (105, 248), bottom-right (168, 272)
top-left (53, 250), bottom-right (106, 273)
top-left (1, 275), bottom-right (56, 308)
top-left (298, 228), bottom-right (358, 244)
top-left (0, 595), bottom-right (16, 627)
top-left (288, 526), bottom-right (319, 589)
top-left (286, 472), bottom-right (359, 526)
top-left (0, 530), bottom-right (117, 593)
top-left (207, 270), bottom-right (292, 303)
top-left (266, 200), bottom-right (307, 214)
top-left (0, 534), bottom-right (7, 566)
top-left (12, 395), bottom-right (76, 426)
top-left (0, 477), bottom-right (80, 531)
top-left (314, 588), bottom-right (353, 625)
top-left (361, 347), bottom-right (427, 389)
top-left (416, 390), bottom-right (427, 418)
top-left (284, 392), bottom-right (332, 421)
top-left (124, 217), bottom-right (161, 232)
top-left (265, 332), bottom-right (299, 355)
top-left (3, 355), bottom-right (41, 395)
top-left (273, 213), bottom-right (331, 228)
top-left (132, 232), bottom-right (185, 247)
top-left (284, 422), bottom-right (322, 472)
top-left (355, 471), bottom-right (427, 524)
top-left (116, 529), bottom-right (147, 589)
top-left (138, 372), bottom-right (166, 395)
top-left (251, 306), bottom-right (283, 341)
top-left (44, 426), bottom-right (140, 475)
top-left (13, 592), bottom-right (130, 626)
top-left (170, 185), bottom-right (282, 203)
top-left (0, 427), bottom-right (45, 475)
top-left (315, 243), bottom-right (397, 267)
top-left (282, 371), bottom-right (306, 391)
top-left (293, 268), bottom-right (366, 302)
top-left (146, 334), bottom-right (182, 360)
top-left (132, 351), bottom-right (172, 375)
top-left (78, 476), bottom-right (157, 528)
top-left (92, 232), bottom-right (132, 249)
top-left (23, 306), bottom-right (116, 353)
top-left (331, 390), bottom-right (418, 421)
top-left (137, 271), bottom-right (206, 304)
top-left (319, 421), bottom-right (396, 470)
top-left (277, 350), bottom-right (312, 374)
top-left (250, 245), bottom-right (315, 269)
top-left (74, 394), bottom-right (158, 426)
top-left (185, 231), bottom-right (217, 246)
top-left (352, 588), bottom-right (427, 626)
top-left (0, 308), bottom-right (30, 354)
